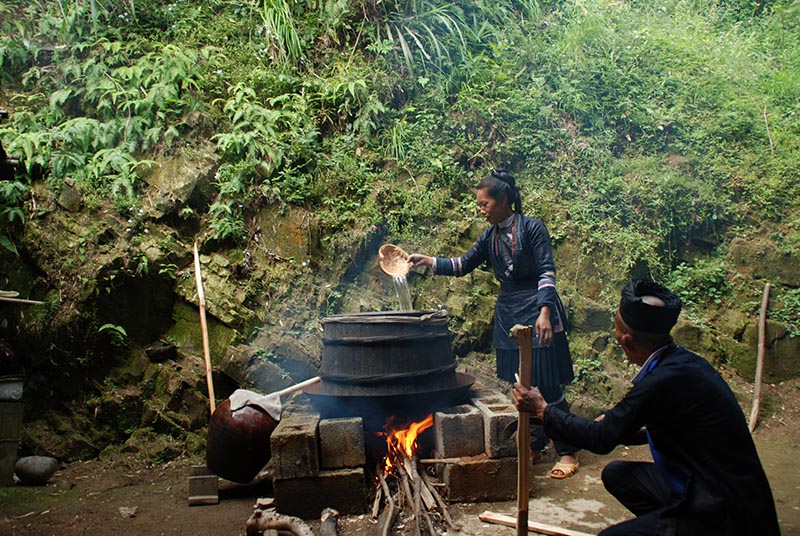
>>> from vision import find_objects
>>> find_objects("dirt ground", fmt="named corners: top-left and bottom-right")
top-left (1, 377), bottom-right (798, 536)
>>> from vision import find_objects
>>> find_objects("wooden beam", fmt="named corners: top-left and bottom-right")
top-left (479, 511), bottom-right (595, 536)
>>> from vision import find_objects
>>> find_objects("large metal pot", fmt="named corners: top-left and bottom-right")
top-left (305, 310), bottom-right (474, 423)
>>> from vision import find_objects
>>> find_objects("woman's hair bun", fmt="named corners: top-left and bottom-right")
top-left (491, 168), bottom-right (515, 188)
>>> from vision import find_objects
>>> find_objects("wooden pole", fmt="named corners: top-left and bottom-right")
top-left (273, 376), bottom-right (321, 398)
top-left (194, 242), bottom-right (216, 415)
top-left (509, 324), bottom-right (533, 536)
top-left (749, 282), bottom-right (770, 433)
top-left (0, 296), bottom-right (44, 305)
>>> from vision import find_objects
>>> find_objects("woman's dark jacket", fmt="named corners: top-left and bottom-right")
top-left (432, 214), bottom-right (567, 350)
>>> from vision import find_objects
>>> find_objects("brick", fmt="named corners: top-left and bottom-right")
top-left (273, 468), bottom-right (368, 518)
top-left (443, 454), bottom-right (518, 502)
top-left (319, 417), bottom-right (366, 469)
top-left (434, 404), bottom-right (484, 458)
top-left (470, 389), bottom-right (518, 458)
top-left (270, 400), bottom-right (320, 480)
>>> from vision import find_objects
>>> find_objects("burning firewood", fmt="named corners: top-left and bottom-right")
top-left (372, 413), bottom-right (458, 535)
top-left (421, 471), bottom-right (460, 531)
top-left (376, 471), bottom-right (397, 536)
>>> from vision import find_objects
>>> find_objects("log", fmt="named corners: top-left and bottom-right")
top-left (409, 458), bottom-right (435, 510)
top-left (749, 282), bottom-right (771, 433)
top-left (245, 510), bottom-right (314, 536)
top-left (398, 464), bottom-right (421, 536)
top-left (479, 511), bottom-right (595, 536)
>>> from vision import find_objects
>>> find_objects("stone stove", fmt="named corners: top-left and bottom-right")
top-left (267, 385), bottom-right (523, 518)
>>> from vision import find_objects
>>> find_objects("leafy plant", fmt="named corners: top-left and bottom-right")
top-left (665, 259), bottom-right (732, 307)
top-left (98, 323), bottom-right (128, 347)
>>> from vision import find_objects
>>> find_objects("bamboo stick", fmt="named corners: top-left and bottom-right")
top-left (0, 296), bottom-right (44, 305)
top-left (749, 282), bottom-right (770, 433)
top-left (418, 457), bottom-right (461, 465)
top-left (194, 242), bottom-right (216, 414)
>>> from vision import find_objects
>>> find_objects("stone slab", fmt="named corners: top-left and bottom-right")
top-left (270, 400), bottom-right (321, 480)
top-left (273, 468), bottom-right (368, 518)
top-left (443, 454), bottom-right (518, 502)
top-left (319, 417), bottom-right (366, 470)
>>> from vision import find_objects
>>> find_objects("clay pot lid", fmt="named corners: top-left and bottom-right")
top-left (378, 244), bottom-right (411, 277)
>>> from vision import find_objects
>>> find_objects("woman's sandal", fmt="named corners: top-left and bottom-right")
top-left (550, 461), bottom-right (579, 479)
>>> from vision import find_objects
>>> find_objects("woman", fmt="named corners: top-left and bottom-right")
top-left (408, 168), bottom-right (579, 478)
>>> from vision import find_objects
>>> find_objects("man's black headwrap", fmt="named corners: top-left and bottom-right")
top-left (619, 279), bottom-right (682, 334)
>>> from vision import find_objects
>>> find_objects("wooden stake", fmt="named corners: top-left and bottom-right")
top-left (479, 511), bottom-right (595, 536)
top-left (377, 471), bottom-right (397, 536)
top-left (194, 242), bottom-right (216, 415)
top-left (509, 324), bottom-right (533, 536)
top-left (749, 282), bottom-right (770, 433)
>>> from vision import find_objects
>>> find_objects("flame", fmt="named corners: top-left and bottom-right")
top-left (381, 414), bottom-right (434, 472)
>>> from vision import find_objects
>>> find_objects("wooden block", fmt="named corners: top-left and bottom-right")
top-left (188, 470), bottom-right (219, 506)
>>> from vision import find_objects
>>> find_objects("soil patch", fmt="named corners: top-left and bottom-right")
top-left (1, 378), bottom-right (798, 536)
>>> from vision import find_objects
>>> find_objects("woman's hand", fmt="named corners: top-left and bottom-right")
top-left (535, 305), bottom-right (553, 347)
top-left (407, 254), bottom-right (434, 269)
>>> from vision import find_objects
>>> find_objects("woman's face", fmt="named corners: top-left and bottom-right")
top-left (476, 188), bottom-right (512, 225)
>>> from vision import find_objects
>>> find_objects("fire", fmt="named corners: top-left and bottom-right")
top-left (381, 414), bottom-right (434, 472)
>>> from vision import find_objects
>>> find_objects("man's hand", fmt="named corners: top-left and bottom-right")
top-left (512, 383), bottom-right (547, 420)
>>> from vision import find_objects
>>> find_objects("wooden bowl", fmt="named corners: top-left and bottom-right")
top-left (378, 244), bottom-right (410, 277)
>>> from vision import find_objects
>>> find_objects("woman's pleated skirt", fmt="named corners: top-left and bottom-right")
top-left (496, 331), bottom-right (574, 388)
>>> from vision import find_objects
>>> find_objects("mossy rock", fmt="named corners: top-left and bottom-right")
top-left (20, 417), bottom-right (100, 462)
top-left (569, 295), bottom-right (614, 333)
top-left (737, 320), bottom-right (800, 383)
top-left (141, 356), bottom-right (210, 433)
top-left (728, 236), bottom-right (800, 287)
top-left (88, 386), bottom-right (144, 445)
top-left (672, 320), bottom-right (721, 364)
top-left (167, 301), bottom-right (237, 366)
top-left (119, 429), bottom-right (185, 464)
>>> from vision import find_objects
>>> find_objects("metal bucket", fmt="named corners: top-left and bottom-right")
top-left (0, 375), bottom-right (23, 486)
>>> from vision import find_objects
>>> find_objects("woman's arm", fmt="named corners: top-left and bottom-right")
top-left (409, 229), bottom-right (492, 277)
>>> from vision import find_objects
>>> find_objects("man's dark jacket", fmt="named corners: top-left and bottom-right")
top-left (544, 344), bottom-right (780, 535)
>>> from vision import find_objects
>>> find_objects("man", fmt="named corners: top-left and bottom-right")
top-left (513, 279), bottom-right (780, 535)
